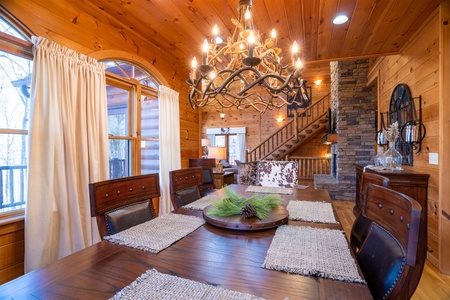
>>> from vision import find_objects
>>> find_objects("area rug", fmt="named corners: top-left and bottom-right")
top-left (245, 185), bottom-right (293, 194)
top-left (262, 225), bottom-right (366, 284)
top-left (105, 214), bottom-right (205, 253)
top-left (286, 200), bottom-right (338, 224)
top-left (110, 268), bottom-right (267, 300)
top-left (183, 193), bottom-right (221, 210)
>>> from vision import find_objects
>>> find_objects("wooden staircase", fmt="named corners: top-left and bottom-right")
top-left (247, 93), bottom-right (331, 162)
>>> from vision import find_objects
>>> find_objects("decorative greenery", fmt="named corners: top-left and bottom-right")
top-left (207, 187), bottom-right (284, 220)
top-left (383, 121), bottom-right (399, 143)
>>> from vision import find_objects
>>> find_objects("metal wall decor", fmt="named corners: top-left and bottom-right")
top-left (383, 84), bottom-right (426, 166)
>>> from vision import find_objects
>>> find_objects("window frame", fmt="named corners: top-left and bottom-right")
top-left (0, 12), bottom-right (33, 219)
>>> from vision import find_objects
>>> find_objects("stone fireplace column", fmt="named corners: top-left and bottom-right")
top-left (315, 59), bottom-right (376, 200)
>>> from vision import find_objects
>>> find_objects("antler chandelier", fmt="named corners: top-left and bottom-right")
top-left (186, 0), bottom-right (309, 113)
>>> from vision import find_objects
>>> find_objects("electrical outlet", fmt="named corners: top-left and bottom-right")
top-left (429, 153), bottom-right (438, 165)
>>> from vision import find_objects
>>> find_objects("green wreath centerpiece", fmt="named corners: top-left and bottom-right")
top-left (207, 187), bottom-right (284, 220)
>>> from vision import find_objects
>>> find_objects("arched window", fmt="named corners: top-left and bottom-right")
top-left (0, 14), bottom-right (32, 214)
top-left (102, 59), bottom-right (160, 178)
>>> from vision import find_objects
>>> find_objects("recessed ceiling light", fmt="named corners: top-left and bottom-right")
top-left (333, 15), bottom-right (349, 25)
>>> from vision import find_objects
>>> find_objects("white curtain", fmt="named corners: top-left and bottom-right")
top-left (236, 133), bottom-right (246, 162)
top-left (158, 85), bottom-right (180, 215)
top-left (25, 37), bottom-right (109, 272)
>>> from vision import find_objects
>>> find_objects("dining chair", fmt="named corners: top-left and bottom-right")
top-left (188, 158), bottom-right (217, 194)
top-left (169, 167), bottom-right (204, 210)
top-left (258, 160), bottom-right (298, 188)
top-left (89, 173), bottom-right (160, 239)
top-left (350, 172), bottom-right (389, 254)
top-left (356, 183), bottom-right (422, 300)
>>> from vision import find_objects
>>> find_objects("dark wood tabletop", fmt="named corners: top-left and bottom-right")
top-left (0, 185), bottom-right (372, 299)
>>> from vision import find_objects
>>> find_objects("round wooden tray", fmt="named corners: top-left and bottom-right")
top-left (202, 205), bottom-right (289, 231)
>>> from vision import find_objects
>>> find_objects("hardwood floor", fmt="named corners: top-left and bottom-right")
top-left (332, 199), bottom-right (450, 300)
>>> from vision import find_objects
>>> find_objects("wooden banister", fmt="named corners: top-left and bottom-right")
top-left (247, 94), bottom-right (331, 162)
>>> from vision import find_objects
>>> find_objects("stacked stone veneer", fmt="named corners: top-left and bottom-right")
top-left (315, 59), bottom-right (376, 200)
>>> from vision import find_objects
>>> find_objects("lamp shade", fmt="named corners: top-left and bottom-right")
top-left (208, 147), bottom-right (227, 160)
top-left (201, 139), bottom-right (210, 147)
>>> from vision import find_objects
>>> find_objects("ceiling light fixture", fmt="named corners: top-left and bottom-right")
top-left (333, 15), bottom-right (349, 25)
top-left (186, 0), bottom-right (310, 114)
top-left (314, 79), bottom-right (323, 86)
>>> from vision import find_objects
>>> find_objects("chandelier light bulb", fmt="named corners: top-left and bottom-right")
top-left (248, 30), bottom-right (256, 44)
top-left (292, 41), bottom-right (299, 54)
top-left (202, 39), bottom-right (209, 53)
top-left (245, 8), bottom-right (251, 20)
top-left (239, 43), bottom-right (244, 50)
top-left (209, 71), bottom-right (216, 79)
top-left (271, 29), bottom-right (277, 39)
top-left (191, 57), bottom-right (197, 69)
top-left (213, 24), bottom-right (219, 35)
top-left (295, 58), bottom-right (303, 69)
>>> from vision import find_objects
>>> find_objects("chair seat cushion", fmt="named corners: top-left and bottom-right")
top-left (105, 200), bottom-right (154, 235)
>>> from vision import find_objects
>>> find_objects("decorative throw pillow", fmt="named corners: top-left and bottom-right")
top-left (258, 160), bottom-right (298, 188)
top-left (238, 162), bottom-right (259, 185)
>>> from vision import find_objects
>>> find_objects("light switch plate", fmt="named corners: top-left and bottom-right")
top-left (429, 153), bottom-right (438, 165)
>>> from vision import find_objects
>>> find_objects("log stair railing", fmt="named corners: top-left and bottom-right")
top-left (246, 93), bottom-right (330, 162)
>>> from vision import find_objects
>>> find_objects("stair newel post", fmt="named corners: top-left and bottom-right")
top-left (294, 110), bottom-right (299, 141)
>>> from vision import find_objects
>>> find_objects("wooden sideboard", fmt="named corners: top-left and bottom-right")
top-left (354, 164), bottom-right (429, 297)
top-left (213, 172), bottom-right (234, 188)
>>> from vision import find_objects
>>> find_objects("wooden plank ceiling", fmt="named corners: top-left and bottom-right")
top-left (81, 0), bottom-right (443, 66)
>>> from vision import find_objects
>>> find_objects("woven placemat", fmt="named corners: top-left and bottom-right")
top-left (183, 193), bottom-right (221, 210)
top-left (262, 225), bottom-right (366, 284)
top-left (287, 200), bottom-right (338, 224)
top-left (110, 268), bottom-right (267, 300)
top-left (245, 185), bottom-right (293, 194)
top-left (105, 214), bottom-right (205, 253)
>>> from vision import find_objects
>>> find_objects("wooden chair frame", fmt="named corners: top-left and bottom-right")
top-left (89, 174), bottom-right (160, 238)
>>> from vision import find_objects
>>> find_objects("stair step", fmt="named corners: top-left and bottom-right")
top-left (285, 144), bottom-right (293, 148)
top-left (319, 119), bottom-right (328, 124)
top-left (306, 129), bottom-right (313, 134)
top-left (312, 124), bottom-right (319, 129)
top-left (278, 149), bottom-right (286, 154)
top-left (299, 134), bottom-right (306, 139)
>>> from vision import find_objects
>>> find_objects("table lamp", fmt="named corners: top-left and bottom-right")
top-left (201, 139), bottom-right (210, 157)
top-left (208, 146), bottom-right (227, 173)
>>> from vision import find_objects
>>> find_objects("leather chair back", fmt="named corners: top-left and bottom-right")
top-left (357, 184), bottom-right (421, 300)
top-left (169, 167), bottom-right (203, 209)
top-left (89, 174), bottom-right (160, 238)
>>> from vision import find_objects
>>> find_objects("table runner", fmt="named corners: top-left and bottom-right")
top-left (110, 268), bottom-right (267, 300)
top-left (262, 225), bottom-right (366, 284)
top-left (245, 185), bottom-right (293, 194)
top-left (287, 200), bottom-right (338, 224)
top-left (105, 214), bottom-right (205, 253)
top-left (183, 193), bottom-right (221, 210)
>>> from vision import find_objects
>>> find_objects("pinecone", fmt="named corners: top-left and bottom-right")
top-left (241, 203), bottom-right (256, 218)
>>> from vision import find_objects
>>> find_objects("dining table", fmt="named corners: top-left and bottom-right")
top-left (0, 184), bottom-right (372, 299)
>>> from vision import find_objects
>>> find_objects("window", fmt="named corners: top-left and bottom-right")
top-left (0, 15), bottom-right (32, 214)
top-left (103, 60), bottom-right (160, 179)
top-left (214, 134), bottom-right (237, 164)
top-left (207, 127), bottom-right (246, 164)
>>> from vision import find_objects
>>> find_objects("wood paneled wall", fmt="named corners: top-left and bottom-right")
top-left (368, 10), bottom-right (441, 268)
